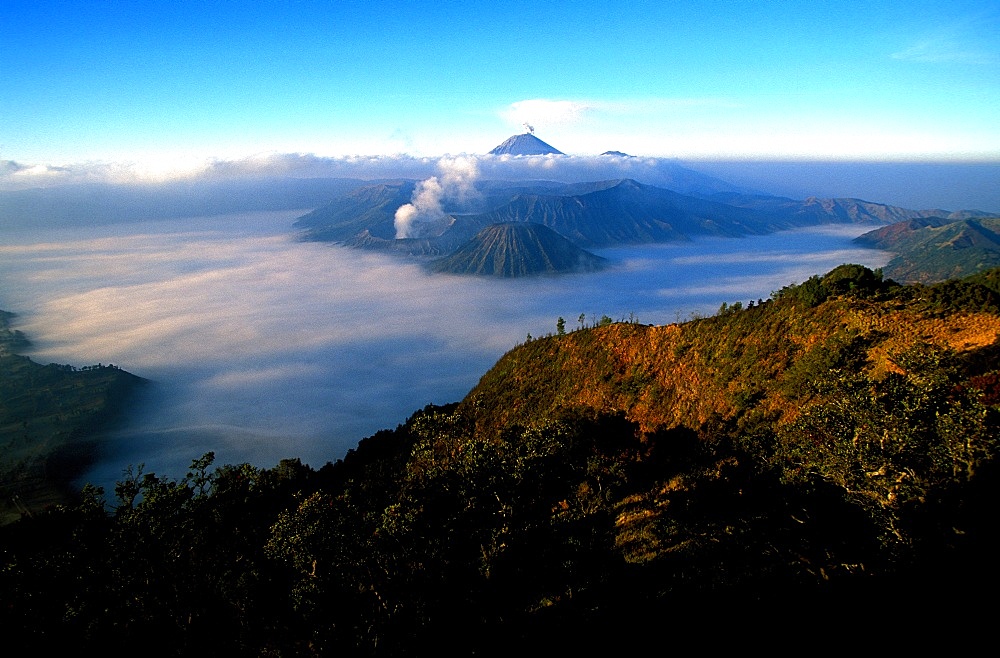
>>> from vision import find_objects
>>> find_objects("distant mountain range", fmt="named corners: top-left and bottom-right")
top-left (4, 131), bottom-right (994, 281)
top-left (708, 192), bottom-right (993, 225)
top-left (295, 149), bottom-right (994, 278)
top-left (293, 176), bottom-right (790, 275)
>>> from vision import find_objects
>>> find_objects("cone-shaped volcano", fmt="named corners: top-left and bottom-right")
top-left (488, 133), bottom-right (564, 156)
top-left (429, 222), bottom-right (605, 277)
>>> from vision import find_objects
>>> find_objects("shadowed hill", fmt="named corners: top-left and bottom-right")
top-left (0, 311), bottom-right (147, 525)
top-left (294, 179), bottom-right (416, 241)
top-left (462, 178), bottom-right (790, 247)
top-left (294, 176), bottom-right (993, 285)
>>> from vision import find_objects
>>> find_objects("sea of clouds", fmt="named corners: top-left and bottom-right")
top-left (0, 207), bottom-right (890, 494)
top-left (6, 149), bottom-right (993, 494)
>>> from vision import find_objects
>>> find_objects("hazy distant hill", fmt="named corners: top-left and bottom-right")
top-left (296, 176), bottom-right (958, 252)
top-left (855, 216), bottom-right (1000, 283)
top-left (851, 217), bottom-right (952, 248)
top-left (428, 222), bottom-right (607, 277)
top-left (462, 178), bottom-right (790, 247)
top-left (299, 180), bottom-right (985, 255)
top-left (294, 177), bottom-right (793, 255)
top-left (702, 192), bottom-right (991, 226)
top-left (0, 310), bottom-right (30, 355)
top-left (295, 180), bottom-right (416, 242)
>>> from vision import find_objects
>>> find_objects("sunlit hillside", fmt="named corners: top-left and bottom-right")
top-left (462, 263), bottom-right (1000, 433)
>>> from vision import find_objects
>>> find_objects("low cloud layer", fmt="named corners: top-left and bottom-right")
top-left (0, 151), bottom-right (672, 192)
top-left (0, 212), bottom-right (890, 493)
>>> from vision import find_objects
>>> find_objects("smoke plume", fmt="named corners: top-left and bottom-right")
top-left (394, 156), bottom-right (480, 239)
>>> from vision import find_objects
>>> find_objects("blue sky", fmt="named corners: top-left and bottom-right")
top-left (2, 0), bottom-right (999, 171)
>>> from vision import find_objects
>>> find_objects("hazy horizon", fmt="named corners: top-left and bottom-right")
top-left (4, 155), bottom-right (998, 226)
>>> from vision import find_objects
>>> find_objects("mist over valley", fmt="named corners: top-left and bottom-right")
top-left (5, 142), bottom-right (999, 497)
top-left (0, 201), bottom-right (891, 493)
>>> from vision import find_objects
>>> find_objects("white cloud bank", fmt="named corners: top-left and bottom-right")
top-left (3, 143), bottom-right (999, 215)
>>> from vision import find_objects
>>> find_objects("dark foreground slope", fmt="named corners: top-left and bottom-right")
top-left (0, 311), bottom-right (147, 525)
top-left (2, 265), bottom-right (999, 654)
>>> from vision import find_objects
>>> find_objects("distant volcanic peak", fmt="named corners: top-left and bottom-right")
top-left (601, 150), bottom-right (633, 157)
top-left (488, 133), bottom-right (564, 156)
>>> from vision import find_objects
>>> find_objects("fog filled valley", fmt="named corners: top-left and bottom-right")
top-left (0, 204), bottom-right (891, 492)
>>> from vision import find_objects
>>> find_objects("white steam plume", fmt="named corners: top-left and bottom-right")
top-left (394, 156), bottom-right (480, 239)
top-left (394, 176), bottom-right (446, 239)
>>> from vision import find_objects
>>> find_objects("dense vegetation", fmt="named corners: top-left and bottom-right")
top-left (2, 265), bottom-right (999, 653)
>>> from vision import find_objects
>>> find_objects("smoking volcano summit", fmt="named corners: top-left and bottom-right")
top-left (488, 132), bottom-right (564, 156)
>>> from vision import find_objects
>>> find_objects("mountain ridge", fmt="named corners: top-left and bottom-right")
top-left (295, 175), bottom-right (996, 278)
top-left (0, 312), bottom-right (147, 525)
top-left (458, 264), bottom-right (1000, 436)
